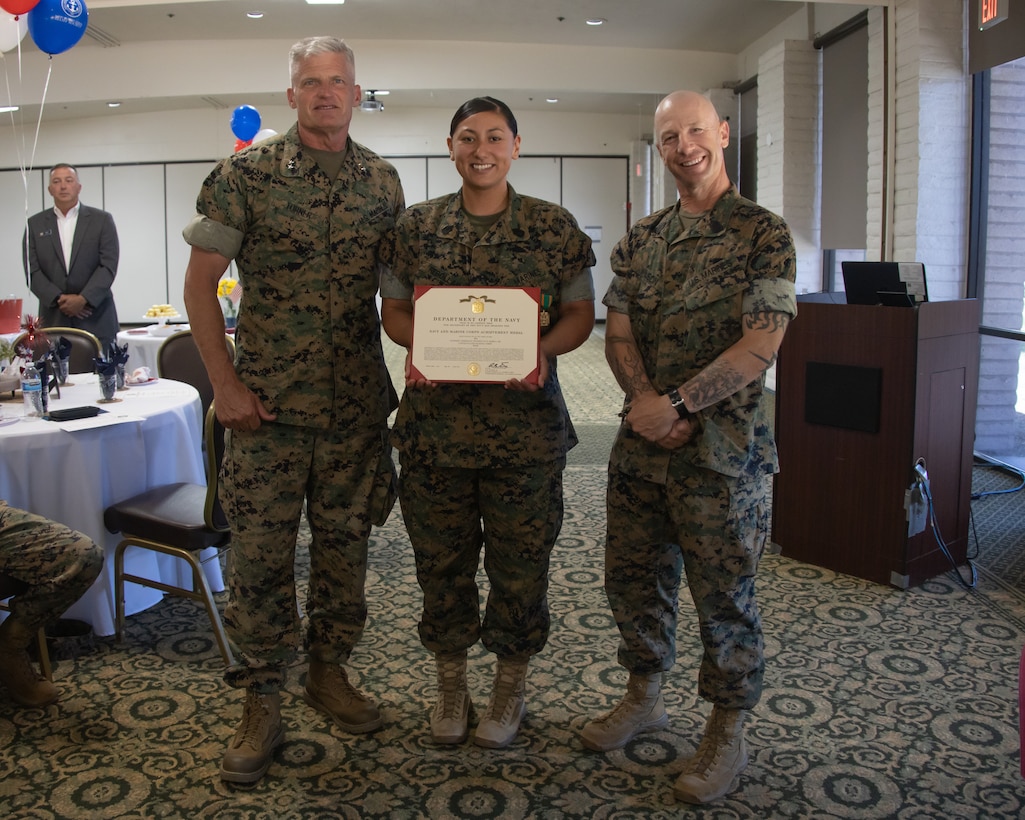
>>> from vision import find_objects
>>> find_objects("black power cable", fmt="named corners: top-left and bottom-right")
top-left (914, 461), bottom-right (977, 590)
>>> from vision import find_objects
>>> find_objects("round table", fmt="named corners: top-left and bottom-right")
top-left (0, 375), bottom-right (223, 636)
top-left (116, 324), bottom-right (191, 377)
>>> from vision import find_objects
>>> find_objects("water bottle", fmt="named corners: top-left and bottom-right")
top-left (21, 361), bottom-right (43, 419)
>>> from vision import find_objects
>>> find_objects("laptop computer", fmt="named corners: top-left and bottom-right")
top-left (841, 261), bottom-right (929, 306)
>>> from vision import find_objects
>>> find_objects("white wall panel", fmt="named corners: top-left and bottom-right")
top-left (562, 157), bottom-right (630, 320)
top-left (387, 157), bottom-right (428, 208)
top-left (104, 164), bottom-right (167, 321)
top-left (165, 161), bottom-right (219, 314)
top-left (0, 169), bottom-right (43, 308)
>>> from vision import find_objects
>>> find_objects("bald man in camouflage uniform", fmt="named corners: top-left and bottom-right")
top-left (182, 37), bottom-right (403, 785)
top-left (0, 500), bottom-right (103, 707)
top-left (579, 91), bottom-right (796, 804)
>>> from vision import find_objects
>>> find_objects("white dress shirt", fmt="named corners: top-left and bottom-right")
top-left (54, 202), bottom-right (80, 271)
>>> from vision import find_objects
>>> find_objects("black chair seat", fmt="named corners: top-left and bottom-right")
top-left (103, 484), bottom-right (230, 554)
top-left (101, 403), bottom-right (233, 665)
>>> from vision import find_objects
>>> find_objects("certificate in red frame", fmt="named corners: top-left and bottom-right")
top-left (410, 286), bottom-right (541, 384)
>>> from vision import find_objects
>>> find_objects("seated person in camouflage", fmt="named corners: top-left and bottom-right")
top-left (381, 96), bottom-right (595, 750)
top-left (0, 500), bottom-right (103, 707)
top-left (182, 36), bottom-right (404, 785)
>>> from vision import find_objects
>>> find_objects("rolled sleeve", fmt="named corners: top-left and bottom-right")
top-left (743, 275), bottom-right (797, 318)
top-left (602, 275), bottom-right (630, 314)
top-left (562, 268), bottom-right (595, 302)
top-left (182, 214), bottom-right (244, 260)
top-left (380, 269), bottom-right (413, 300)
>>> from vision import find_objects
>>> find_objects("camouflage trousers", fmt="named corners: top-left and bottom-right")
top-left (0, 501), bottom-right (103, 632)
top-left (219, 423), bottom-right (393, 692)
top-left (398, 456), bottom-right (564, 660)
top-left (605, 461), bottom-right (771, 710)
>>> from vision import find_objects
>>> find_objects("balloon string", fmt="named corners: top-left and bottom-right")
top-left (1, 26), bottom-right (32, 288)
top-left (28, 57), bottom-right (52, 182)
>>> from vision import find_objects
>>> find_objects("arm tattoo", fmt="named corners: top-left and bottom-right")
top-left (686, 359), bottom-right (747, 409)
top-left (744, 310), bottom-right (789, 333)
top-left (684, 311), bottom-right (789, 408)
top-left (606, 335), bottom-right (654, 400)
top-left (745, 310), bottom-right (788, 368)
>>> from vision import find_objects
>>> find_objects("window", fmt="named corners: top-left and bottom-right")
top-left (970, 56), bottom-right (1025, 468)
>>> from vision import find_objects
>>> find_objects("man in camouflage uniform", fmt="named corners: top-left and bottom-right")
top-left (579, 91), bottom-right (797, 804)
top-left (382, 97), bottom-right (595, 749)
top-left (182, 36), bottom-right (403, 784)
top-left (0, 500), bottom-right (103, 707)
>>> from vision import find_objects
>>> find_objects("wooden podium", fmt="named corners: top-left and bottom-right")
top-left (770, 299), bottom-right (980, 587)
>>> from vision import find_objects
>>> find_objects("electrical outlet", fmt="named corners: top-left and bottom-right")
top-left (905, 485), bottom-right (927, 537)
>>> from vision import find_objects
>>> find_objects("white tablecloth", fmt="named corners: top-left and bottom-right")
top-left (0, 375), bottom-right (223, 636)
top-left (116, 325), bottom-right (191, 377)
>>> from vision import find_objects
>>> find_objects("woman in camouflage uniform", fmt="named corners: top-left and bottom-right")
top-left (381, 97), bottom-right (595, 749)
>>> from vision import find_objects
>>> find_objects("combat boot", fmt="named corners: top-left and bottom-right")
top-left (0, 617), bottom-right (58, 707)
top-left (304, 660), bottom-right (382, 733)
top-left (580, 672), bottom-right (667, 751)
top-left (220, 689), bottom-right (284, 784)
top-left (474, 657), bottom-right (528, 749)
top-left (431, 650), bottom-right (472, 744)
top-left (673, 706), bottom-right (749, 804)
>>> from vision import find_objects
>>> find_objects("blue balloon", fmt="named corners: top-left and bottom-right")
top-left (28, 0), bottom-right (88, 56)
top-left (230, 105), bottom-right (261, 142)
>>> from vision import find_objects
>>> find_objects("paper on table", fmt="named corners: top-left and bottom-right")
top-left (50, 412), bottom-right (146, 432)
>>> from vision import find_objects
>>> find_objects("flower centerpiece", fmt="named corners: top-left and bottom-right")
top-left (0, 336), bottom-right (14, 367)
top-left (217, 277), bottom-right (239, 329)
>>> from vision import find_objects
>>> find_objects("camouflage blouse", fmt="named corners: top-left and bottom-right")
top-left (386, 187), bottom-right (596, 468)
top-left (186, 124), bottom-right (404, 431)
top-left (603, 186), bottom-right (797, 482)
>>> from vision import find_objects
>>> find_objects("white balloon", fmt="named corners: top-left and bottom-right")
top-left (252, 128), bottom-right (277, 143)
top-left (0, 14), bottom-right (28, 53)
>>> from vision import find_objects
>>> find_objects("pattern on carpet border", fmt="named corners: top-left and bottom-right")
top-left (3, 465), bottom-right (1024, 819)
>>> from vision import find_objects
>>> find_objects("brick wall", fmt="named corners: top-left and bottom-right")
top-left (757, 39), bottom-right (821, 294)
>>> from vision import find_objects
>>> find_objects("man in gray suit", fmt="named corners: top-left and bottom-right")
top-left (23, 163), bottom-right (120, 350)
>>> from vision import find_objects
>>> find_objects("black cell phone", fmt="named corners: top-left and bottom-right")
top-left (47, 407), bottom-right (106, 421)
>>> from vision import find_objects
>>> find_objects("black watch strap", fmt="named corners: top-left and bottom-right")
top-left (667, 388), bottom-right (692, 420)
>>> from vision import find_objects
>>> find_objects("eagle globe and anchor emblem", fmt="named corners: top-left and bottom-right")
top-left (460, 294), bottom-right (495, 315)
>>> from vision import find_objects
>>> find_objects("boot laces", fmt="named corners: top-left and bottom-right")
top-left (598, 678), bottom-right (650, 727)
top-left (684, 709), bottom-right (739, 776)
top-left (436, 658), bottom-right (466, 718)
top-left (320, 664), bottom-right (362, 705)
top-left (483, 665), bottom-right (523, 722)
top-left (237, 691), bottom-right (271, 750)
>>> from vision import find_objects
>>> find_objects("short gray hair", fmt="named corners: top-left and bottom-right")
top-left (288, 37), bottom-right (355, 85)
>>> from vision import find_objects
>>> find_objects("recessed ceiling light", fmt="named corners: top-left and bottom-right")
top-left (107, 102), bottom-right (121, 108)
top-left (546, 98), bottom-right (559, 104)
top-left (247, 11), bottom-right (264, 19)
top-left (0, 106), bottom-right (19, 114)
top-left (304, 0), bottom-right (344, 4)
top-left (586, 18), bottom-right (606, 26)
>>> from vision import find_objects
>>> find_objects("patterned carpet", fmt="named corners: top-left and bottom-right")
top-left (3, 333), bottom-right (1025, 819)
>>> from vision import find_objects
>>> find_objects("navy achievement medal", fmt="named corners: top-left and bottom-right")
top-left (540, 293), bottom-right (552, 327)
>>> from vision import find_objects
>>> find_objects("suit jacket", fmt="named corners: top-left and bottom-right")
top-left (23, 204), bottom-right (121, 348)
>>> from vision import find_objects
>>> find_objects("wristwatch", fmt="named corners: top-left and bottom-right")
top-left (667, 388), bottom-right (693, 420)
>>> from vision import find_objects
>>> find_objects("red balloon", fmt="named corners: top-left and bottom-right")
top-left (0, 0), bottom-right (40, 15)
top-left (234, 138), bottom-right (252, 152)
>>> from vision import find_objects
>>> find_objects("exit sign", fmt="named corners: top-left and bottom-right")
top-left (979, 0), bottom-right (1008, 30)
